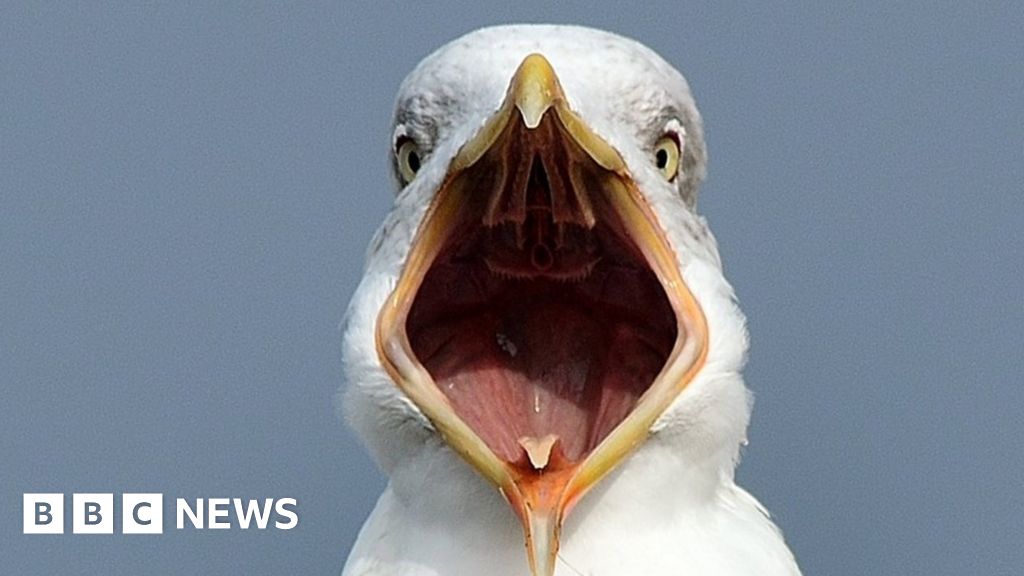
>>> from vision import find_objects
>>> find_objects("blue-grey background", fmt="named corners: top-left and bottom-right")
top-left (2, 3), bottom-right (1021, 575)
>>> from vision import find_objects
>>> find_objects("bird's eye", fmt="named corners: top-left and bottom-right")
top-left (396, 137), bottom-right (422, 184)
top-left (654, 134), bottom-right (681, 181)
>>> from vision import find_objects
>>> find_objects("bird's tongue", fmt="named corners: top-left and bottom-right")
top-left (410, 281), bottom-right (666, 471)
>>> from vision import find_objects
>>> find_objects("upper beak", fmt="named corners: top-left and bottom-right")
top-left (376, 54), bottom-right (708, 576)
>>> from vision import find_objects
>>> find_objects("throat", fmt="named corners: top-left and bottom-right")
top-left (407, 260), bottom-right (674, 470)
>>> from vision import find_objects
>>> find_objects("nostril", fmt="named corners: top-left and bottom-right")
top-left (531, 242), bottom-right (554, 270)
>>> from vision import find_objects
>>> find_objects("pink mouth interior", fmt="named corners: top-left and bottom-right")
top-left (406, 157), bottom-right (676, 469)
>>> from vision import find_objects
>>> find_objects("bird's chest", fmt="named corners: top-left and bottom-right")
top-left (343, 484), bottom-right (792, 576)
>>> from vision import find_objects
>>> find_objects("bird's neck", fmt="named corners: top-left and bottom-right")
top-left (345, 376), bottom-right (802, 576)
top-left (358, 432), bottom-right (753, 576)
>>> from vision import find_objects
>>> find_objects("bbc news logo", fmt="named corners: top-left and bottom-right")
top-left (23, 494), bottom-right (298, 534)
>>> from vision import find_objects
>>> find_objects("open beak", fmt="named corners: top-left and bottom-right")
top-left (376, 54), bottom-right (708, 576)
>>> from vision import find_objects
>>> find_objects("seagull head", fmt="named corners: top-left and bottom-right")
top-left (343, 25), bottom-right (750, 576)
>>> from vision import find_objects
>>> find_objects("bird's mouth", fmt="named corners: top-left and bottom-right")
top-left (376, 55), bottom-right (708, 576)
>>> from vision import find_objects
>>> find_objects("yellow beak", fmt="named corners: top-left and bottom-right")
top-left (376, 54), bottom-right (708, 576)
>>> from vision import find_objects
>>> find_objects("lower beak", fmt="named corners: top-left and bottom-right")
top-left (376, 54), bottom-right (708, 576)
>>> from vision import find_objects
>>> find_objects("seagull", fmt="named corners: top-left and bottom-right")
top-left (340, 25), bottom-right (802, 576)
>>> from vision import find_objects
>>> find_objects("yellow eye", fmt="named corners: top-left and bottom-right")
top-left (396, 138), bottom-right (422, 184)
top-left (654, 135), bottom-right (681, 181)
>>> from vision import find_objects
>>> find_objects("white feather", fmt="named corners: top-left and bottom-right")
top-left (341, 24), bottom-right (800, 576)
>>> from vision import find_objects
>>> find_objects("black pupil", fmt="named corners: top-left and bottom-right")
top-left (407, 149), bottom-right (420, 173)
top-left (656, 148), bottom-right (669, 169)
